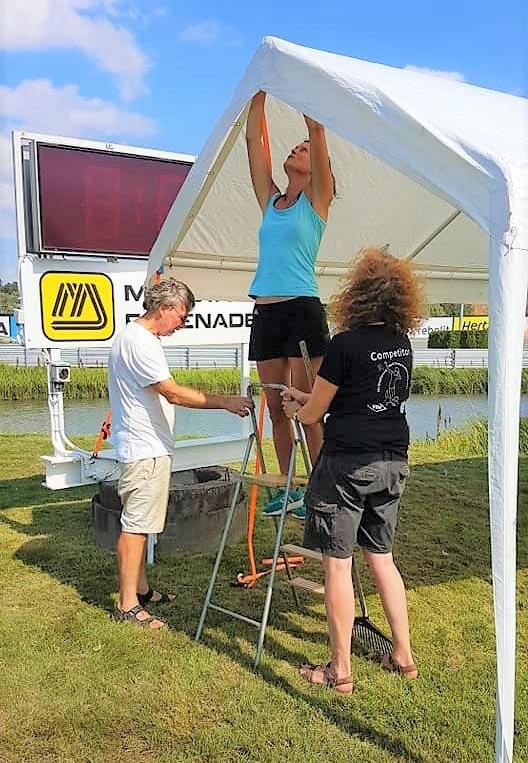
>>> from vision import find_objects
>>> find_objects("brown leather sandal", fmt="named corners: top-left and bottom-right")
top-left (111, 604), bottom-right (165, 630)
top-left (381, 653), bottom-right (419, 679)
top-left (300, 662), bottom-right (354, 694)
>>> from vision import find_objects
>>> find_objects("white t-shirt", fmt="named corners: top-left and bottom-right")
top-left (108, 321), bottom-right (175, 463)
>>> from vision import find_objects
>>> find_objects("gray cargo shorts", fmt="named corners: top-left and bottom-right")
top-left (303, 451), bottom-right (409, 558)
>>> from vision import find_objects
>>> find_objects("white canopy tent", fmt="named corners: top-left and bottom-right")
top-left (148, 37), bottom-right (528, 762)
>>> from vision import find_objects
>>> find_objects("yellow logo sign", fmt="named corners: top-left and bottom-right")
top-left (452, 316), bottom-right (489, 331)
top-left (40, 272), bottom-right (115, 341)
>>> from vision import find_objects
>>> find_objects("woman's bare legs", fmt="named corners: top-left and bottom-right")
top-left (256, 358), bottom-right (291, 474)
top-left (289, 355), bottom-right (324, 465)
top-left (300, 554), bottom-right (354, 691)
top-left (363, 549), bottom-right (416, 671)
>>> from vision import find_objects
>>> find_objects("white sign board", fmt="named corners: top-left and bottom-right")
top-left (20, 257), bottom-right (253, 349)
top-left (0, 315), bottom-right (11, 339)
top-left (409, 317), bottom-right (454, 339)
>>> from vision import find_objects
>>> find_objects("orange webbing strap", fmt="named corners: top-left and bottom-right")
top-left (92, 411), bottom-right (112, 458)
top-left (234, 390), bottom-right (305, 589)
top-left (154, 269), bottom-right (161, 284)
top-left (261, 111), bottom-right (272, 171)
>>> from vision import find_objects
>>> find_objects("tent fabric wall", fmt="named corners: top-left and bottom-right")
top-left (147, 37), bottom-right (528, 761)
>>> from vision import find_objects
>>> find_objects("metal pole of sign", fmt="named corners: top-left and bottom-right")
top-left (240, 341), bottom-right (250, 393)
top-left (146, 533), bottom-right (156, 566)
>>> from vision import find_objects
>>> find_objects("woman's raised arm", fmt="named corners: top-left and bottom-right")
top-left (304, 115), bottom-right (334, 221)
top-left (246, 91), bottom-right (279, 213)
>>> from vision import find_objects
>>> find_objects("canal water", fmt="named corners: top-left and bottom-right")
top-left (2, 395), bottom-right (528, 441)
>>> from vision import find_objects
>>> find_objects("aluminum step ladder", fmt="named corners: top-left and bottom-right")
top-left (195, 382), bottom-right (311, 667)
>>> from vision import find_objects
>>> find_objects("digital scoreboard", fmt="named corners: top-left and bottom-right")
top-left (35, 144), bottom-right (192, 257)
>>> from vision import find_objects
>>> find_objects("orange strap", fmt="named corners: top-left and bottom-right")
top-left (92, 411), bottom-right (112, 458)
top-left (261, 111), bottom-right (272, 171)
top-left (236, 391), bottom-right (305, 589)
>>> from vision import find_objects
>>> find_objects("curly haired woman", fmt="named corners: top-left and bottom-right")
top-left (282, 247), bottom-right (425, 692)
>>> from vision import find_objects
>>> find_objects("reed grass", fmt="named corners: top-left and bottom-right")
top-left (423, 418), bottom-right (528, 456)
top-left (2, 363), bottom-right (528, 401)
top-left (0, 364), bottom-right (259, 400)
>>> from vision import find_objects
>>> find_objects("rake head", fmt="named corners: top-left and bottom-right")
top-left (353, 616), bottom-right (392, 657)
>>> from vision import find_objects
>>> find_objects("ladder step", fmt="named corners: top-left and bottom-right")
top-left (235, 473), bottom-right (309, 488)
top-left (281, 543), bottom-right (322, 562)
top-left (289, 577), bottom-right (325, 596)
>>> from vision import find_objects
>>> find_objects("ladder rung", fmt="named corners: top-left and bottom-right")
top-left (289, 577), bottom-right (325, 596)
top-left (236, 473), bottom-right (309, 488)
top-left (208, 603), bottom-right (260, 628)
top-left (281, 543), bottom-right (322, 562)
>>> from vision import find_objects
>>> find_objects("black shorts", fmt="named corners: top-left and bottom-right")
top-left (248, 297), bottom-right (329, 362)
top-left (303, 451), bottom-right (410, 557)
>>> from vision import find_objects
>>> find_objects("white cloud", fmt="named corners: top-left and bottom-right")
top-left (404, 65), bottom-right (466, 83)
top-left (0, 0), bottom-right (151, 100)
top-left (0, 134), bottom-right (16, 242)
top-left (0, 79), bottom-right (157, 138)
top-left (0, 78), bottom-right (158, 243)
top-left (178, 19), bottom-right (235, 45)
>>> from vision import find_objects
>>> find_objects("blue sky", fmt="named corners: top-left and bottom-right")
top-left (1, 0), bottom-right (526, 284)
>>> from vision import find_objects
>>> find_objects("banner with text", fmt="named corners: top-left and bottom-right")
top-left (20, 258), bottom-right (253, 348)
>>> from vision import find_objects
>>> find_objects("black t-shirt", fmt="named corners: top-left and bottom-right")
top-left (317, 326), bottom-right (412, 456)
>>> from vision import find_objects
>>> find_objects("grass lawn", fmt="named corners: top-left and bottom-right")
top-left (0, 432), bottom-right (527, 762)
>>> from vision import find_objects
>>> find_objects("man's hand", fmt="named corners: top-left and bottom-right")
top-left (224, 396), bottom-right (253, 417)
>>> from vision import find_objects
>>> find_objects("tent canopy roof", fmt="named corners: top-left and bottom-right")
top-left (148, 36), bottom-right (528, 303)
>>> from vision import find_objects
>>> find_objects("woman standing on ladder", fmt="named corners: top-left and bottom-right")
top-left (246, 91), bottom-right (335, 518)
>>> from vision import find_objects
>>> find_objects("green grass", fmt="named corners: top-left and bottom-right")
top-left (3, 364), bottom-right (528, 400)
top-left (0, 428), bottom-right (527, 761)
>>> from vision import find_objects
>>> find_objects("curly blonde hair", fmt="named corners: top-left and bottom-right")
top-left (330, 248), bottom-right (426, 334)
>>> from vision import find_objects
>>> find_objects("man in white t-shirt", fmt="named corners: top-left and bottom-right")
top-left (108, 278), bottom-right (252, 629)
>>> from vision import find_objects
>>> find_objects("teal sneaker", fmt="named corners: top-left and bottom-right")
top-left (291, 502), bottom-right (307, 521)
top-left (262, 487), bottom-right (304, 517)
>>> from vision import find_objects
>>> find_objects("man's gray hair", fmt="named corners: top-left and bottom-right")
top-left (143, 278), bottom-right (196, 314)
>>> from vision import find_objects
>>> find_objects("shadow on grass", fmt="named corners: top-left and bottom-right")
top-left (1, 455), bottom-right (527, 762)
top-left (202, 629), bottom-right (426, 763)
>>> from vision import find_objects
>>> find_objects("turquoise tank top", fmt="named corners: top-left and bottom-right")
top-left (248, 192), bottom-right (326, 298)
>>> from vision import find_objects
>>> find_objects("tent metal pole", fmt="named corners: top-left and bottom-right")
top-left (488, 234), bottom-right (528, 763)
top-left (163, 103), bottom-right (250, 267)
top-left (405, 210), bottom-right (461, 261)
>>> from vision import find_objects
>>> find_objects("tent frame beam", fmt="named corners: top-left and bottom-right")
top-left (165, 104), bottom-right (250, 263)
top-left (406, 210), bottom-right (461, 262)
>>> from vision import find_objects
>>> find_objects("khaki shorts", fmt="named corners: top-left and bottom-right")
top-left (118, 456), bottom-right (171, 534)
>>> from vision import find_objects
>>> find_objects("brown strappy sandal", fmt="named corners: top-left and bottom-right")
top-left (300, 662), bottom-right (354, 694)
top-left (381, 653), bottom-right (419, 679)
top-left (111, 604), bottom-right (165, 630)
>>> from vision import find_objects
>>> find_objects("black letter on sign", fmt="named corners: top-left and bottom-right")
top-left (124, 285), bottom-right (143, 302)
top-left (213, 314), bottom-right (228, 328)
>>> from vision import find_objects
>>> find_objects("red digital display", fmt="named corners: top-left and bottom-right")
top-left (37, 144), bottom-right (192, 257)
